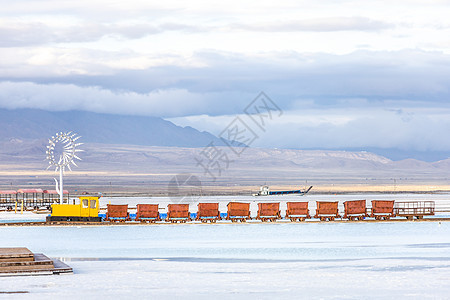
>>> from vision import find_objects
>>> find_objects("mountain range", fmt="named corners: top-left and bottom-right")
top-left (0, 108), bottom-right (225, 147)
top-left (1, 108), bottom-right (450, 194)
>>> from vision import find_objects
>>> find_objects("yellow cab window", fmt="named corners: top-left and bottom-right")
top-left (82, 199), bottom-right (89, 208)
top-left (90, 200), bottom-right (96, 208)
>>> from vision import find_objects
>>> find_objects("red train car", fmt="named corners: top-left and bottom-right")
top-left (314, 201), bottom-right (340, 221)
top-left (226, 202), bottom-right (251, 222)
top-left (343, 200), bottom-right (368, 220)
top-left (196, 203), bottom-right (220, 223)
top-left (105, 204), bottom-right (130, 222)
top-left (371, 200), bottom-right (395, 220)
top-left (286, 202), bottom-right (310, 221)
top-left (167, 204), bottom-right (190, 223)
top-left (256, 203), bottom-right (281, 222)
top-left (136, 204), bottom-right (160, 223)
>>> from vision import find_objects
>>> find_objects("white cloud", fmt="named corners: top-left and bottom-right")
top-left (0, 81), bottom-right (255, 118)
top-left (0, 82), bottom-right (205, 117)
top-left (169, 106), bottom-right (450, 152)
top-left (233, 17), bottom-right (393, 32)
top-left (1, 0), bottom-right (450, 156)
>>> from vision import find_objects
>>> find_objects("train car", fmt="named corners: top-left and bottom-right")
top-left (343, 200), bottom-right (368, 221)
top-left (314, 201), bottom-right (340, 221)
top-left (167, 204), bottom-right (190, 223)
top-left (394, 201), bottom-right (435, 220)
top-left (136, 204), bottom-right (160, 223)
top-left (371, 200), bottom-right (395, 220)
top-left (105, 204), bottom-right (131, 222)
top-left (196, 203), bottom-right (221, 223)
top-left (46, 196), bottom-right (101, 222)
top-left (226, 202), bottom-right (251, 222)
top-left (256, 202), bottom-right (281, 222)
top-left (286, 202), bottom-right (310, 221)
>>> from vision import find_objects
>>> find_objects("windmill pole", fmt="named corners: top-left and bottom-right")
top-left (47, 132), bottom-right (83, 205)
top-left (60, 167), bottom-right (64, 204)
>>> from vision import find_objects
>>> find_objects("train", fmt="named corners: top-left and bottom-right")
top-left (45, 197), bottom-right (436, 223)
top-left (46, 196), bottom-right (102, 222)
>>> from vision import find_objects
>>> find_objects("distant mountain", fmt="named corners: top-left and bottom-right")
top-left (2, 141), bottom-right (450, 193)
top-left (316, 147), bottom-right (450, 162)
top-left (0, 108), bottom-right (227, 147)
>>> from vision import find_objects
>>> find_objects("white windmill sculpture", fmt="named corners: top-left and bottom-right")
top-left (46, 132), bottom-right (83, 204)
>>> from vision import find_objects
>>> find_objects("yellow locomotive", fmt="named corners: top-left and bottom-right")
top-left (46, 196), bottom-right (102, 222)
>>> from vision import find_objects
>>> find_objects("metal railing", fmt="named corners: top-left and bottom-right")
top-left (394, 201), bottom-right (435, 216)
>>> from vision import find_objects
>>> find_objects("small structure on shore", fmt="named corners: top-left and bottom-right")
top-left (252, 185), bottom-right (313, 196)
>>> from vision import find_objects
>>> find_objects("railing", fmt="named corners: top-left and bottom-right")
top-left (394, 201), bottom-right (435, 216)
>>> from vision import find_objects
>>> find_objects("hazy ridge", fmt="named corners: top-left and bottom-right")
top-left (0, 108), bottom-right (226, 147)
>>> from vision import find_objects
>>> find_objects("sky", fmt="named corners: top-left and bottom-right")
top-left (1, 0), bottom-right (450, 160)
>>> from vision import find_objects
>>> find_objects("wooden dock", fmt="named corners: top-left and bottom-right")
top-left (0, 247), bottom-right (72, 276)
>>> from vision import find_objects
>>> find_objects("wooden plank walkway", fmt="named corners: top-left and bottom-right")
top-left (0, 248), bottom-right (72, 276)
top-left (0, 248), bottom-right (34, 262)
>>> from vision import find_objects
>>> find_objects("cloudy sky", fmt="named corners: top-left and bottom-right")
top-left (1, 0), bottom-right (450, 160)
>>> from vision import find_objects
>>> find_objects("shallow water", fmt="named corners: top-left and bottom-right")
top-left (1, 222), bottom-right (450, 298)
top-left (2, 194), bottom-right (450, 298)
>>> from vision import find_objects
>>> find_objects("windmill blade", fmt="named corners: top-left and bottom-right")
top-left (46, 131), bottom-right (82, 174)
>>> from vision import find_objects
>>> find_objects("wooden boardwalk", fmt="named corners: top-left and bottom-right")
top-left (0, 247), bottom-right (72, 276)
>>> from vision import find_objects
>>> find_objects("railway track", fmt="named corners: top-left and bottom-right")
top-left (2, 217), bottom-right (450, 227)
